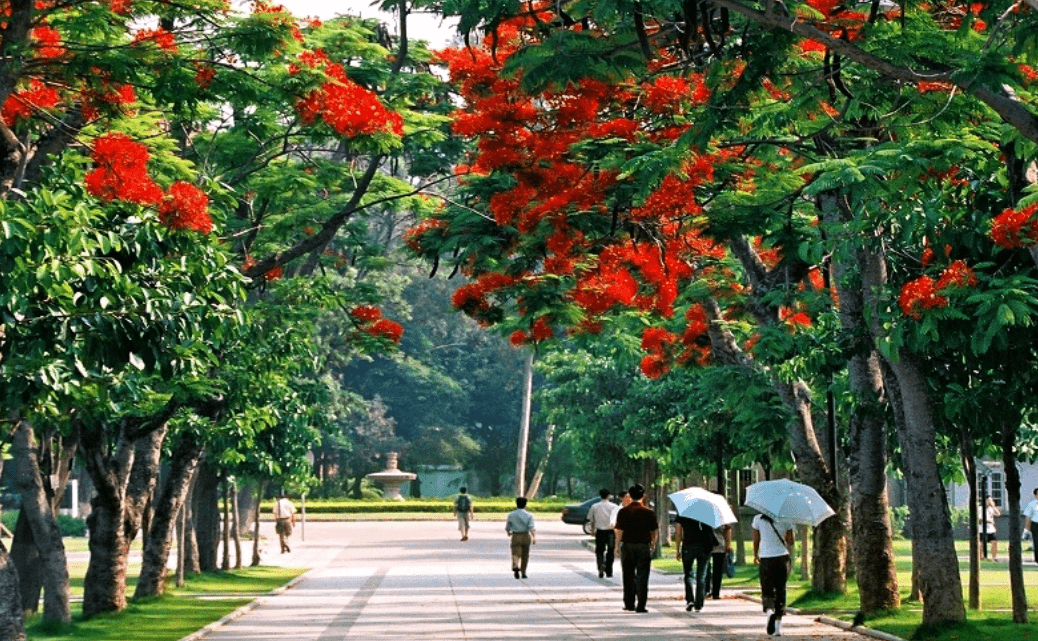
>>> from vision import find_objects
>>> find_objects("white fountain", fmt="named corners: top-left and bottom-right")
top-left (366, 452), bottom-right (417, 501)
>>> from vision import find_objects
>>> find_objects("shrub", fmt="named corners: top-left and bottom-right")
top-left (0, 510), bottom-right (87, 537)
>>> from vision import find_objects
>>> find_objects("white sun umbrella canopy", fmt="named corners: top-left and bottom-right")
top-left (744, 479), bottom-right (835, 527)
top-left (668, 487), bottom-right (738, 528)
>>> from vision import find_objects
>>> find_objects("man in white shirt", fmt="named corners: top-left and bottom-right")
top-left (273, 492), bottom-right (296, 554)
top-left (588, 488), bottom-right (619, 578)
top-left (506, 497), bottom-right (537, 579)
top-left (1024, 488), bottom-right (1038, 563)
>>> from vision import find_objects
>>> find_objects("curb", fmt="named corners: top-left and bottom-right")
top-left (177, 569), bottom-right (313, 641)
top-left (738, 594), bottom-right (907, 641)
top-left (816, 615), bottom-right (909, 641)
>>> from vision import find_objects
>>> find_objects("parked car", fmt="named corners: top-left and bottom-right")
top-left (561, 496), bottom-right (619, 534)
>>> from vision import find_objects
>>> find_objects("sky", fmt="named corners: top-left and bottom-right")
top-left (280, 0), bottom-right (459, 48)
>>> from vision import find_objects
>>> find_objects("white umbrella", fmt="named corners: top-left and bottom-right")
top-left (668, 487), bottom-right (738, 528)
top-left (744, 479), bottom-right (835, 527)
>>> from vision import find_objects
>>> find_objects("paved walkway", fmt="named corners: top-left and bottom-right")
top-left (187, 519), bottom-right (884, 641)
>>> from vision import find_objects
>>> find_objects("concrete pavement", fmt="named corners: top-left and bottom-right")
top-left (186, 519), bottom-right (887, 641)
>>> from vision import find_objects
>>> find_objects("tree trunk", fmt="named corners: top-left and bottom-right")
top-left (9, 513), bottom-right (43, 614)
top-left (134, 433), bottom-right (204, 599)
top-left (525, 424), bottom-right (555, 500)
top-left (10, 420), bottom-right (71, 624)
top-left (124, 426), bottom-right (167, 550)
top-left (251, 481), bottom-right (264, 567)
top-left (861, 246), bottom-right (964, 624)
top-left (825, 194), bottom-right (899, 613)
top-left (887, 355), bottom-right (965, 622)
top-left (0, 539), bottom-right (26, 641)
top-left (231, 480), bottom-right (242, 569)
top-left (1002, 420), bottom-right (1029, 623)
top-left (183, 470), bottom-right (201, 574)
top-left (221, 475), bottom-right (231, 571)
top-left (194, 461), bottom-right (221, 572)
top-left (961, 438), bottom-right (980, 610)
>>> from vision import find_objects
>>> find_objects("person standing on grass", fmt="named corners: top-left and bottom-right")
top-left (614, 484), bottom-right (658, 613)
top-left (454, 487), bottom-right (474, 541)
top-left (588, 488), bottom-right (619, 578)
top-left (981, 496), bottom-right (1000, 561)
top-left (506, 497), bottom-right (536, 579)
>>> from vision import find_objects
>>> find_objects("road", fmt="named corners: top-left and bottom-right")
top-left (189, 518), bottom-right (885, 641)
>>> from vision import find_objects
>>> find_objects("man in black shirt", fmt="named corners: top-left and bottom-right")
top-left (614, 484), bottom-right (658, 612)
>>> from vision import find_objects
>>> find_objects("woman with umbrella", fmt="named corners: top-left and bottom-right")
top-left (745, 478), bottom-right (835, 637)
top-left (752, 513), bottom-right (794, 636)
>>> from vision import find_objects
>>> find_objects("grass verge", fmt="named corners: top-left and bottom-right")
top-left (26, 567), bottom-right (305, 641)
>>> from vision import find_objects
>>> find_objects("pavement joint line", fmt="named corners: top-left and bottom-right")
top-left (315, 565), bottom-right (390, 641)
top-left (446, 564), bottom-right (469, 639)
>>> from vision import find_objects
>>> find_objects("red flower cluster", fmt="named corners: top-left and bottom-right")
top-left (132, 27), bottom-right (178, 52)
top-left (86, 134), bottom-right (213, 234)
top-left (159, 182), bottom-right (213, 234)
top-left (195, 64), bottom-right (216, 89)
top-left (350, 305), bottom-right (383, 323)
top-left (82, 82), bottom-right (137, 121)
top-left (85, 133), bottom-right (163, 205)
top-left (296, 63), bottom-right (404, 138)
top-left (898, 261), bottom-right (976, 320)
top-left (367, 319), bottom-right (404, 343)
top-left (32, 26), bottom-right (65, 59)
top-left (451, 273), bottom-right (519, 318)
top-left (1, 79), bottom-right (60, 126)
top-left (990, 204), bottom-right (1038, 249)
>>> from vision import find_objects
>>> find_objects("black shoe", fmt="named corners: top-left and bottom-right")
top-left (521, 573), bottom-right (528, 578)
top-left (767, 613), bottom-right (777, 635)
top-left (599, 569), bottom-right (605, 578)
top-left (623, 606), bottom-right (635, 612)
top-left (514, 569), bottom-right (520, 579)
top-left (635, 608), bottom-right (648, 613)
top-left (686, 603), bottom-right (694, 611)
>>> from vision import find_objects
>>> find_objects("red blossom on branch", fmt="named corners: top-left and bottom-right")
top-left (989, 204), bottom-right (1038, 249)
top-left (159, 182), bottom-right (213, 234)
top-left (84, 133), bottom-right (163, 205)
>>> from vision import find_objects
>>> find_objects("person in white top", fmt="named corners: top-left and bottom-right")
top-left (981, 496), bottom-right (1001, 561)
top-left (752, 513), bottom-right (794, 637)
top-left (273, 492), bottom-right (296, 553)
top-left (1024, 488), bottom-right (1038, 563)
top-left (588, 488), bottom-right (620, 578)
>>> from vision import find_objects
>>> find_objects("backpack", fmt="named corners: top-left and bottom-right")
top-left (456, 495), bottom-right (471, 512)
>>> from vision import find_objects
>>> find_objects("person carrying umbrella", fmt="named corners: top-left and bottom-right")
top-left (752, 513), bottom-right (794, 636)
top-left (674, 514), bottom-right (716, 611)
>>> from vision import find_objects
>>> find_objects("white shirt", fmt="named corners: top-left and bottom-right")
top-left (273, 498), bottom-right (295, 520)
top-left (588, 499), bottom-right (618, 532)
top-left (1024, 498), bottom-right (1038, 523)
top-left (753, 514), bottom-right (793, 558)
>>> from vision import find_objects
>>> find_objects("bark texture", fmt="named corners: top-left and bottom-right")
top-left (860, 249), bottom-right (965, 624)
top-left (194, 461), bottom-right (221, 571)
top-left (134, 433), bottom-right (204, 599)
top-left (0, 455), bottom-right (26, 641)
top-left (10, 421), bottom-right (71, 624)
top-left (1002, 421), bottom-right (1029, 622)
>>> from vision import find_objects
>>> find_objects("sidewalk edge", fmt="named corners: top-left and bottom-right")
top-left (177, 569), bottom-right (313, 641)
top-left (815, 615), bottom-right (908, 641)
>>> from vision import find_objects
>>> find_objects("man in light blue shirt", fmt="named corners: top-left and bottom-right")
top-left (506, 497), bottom-right (536, 579)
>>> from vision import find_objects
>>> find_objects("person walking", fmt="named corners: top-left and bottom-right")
top-left (614, 484), bottom-right (658, 613)
top-left (709, 524), bottom-right (733, 599)
top-left (454, 487), bottom-right (474, 541)
top-left (588, 488), bottom-right (619, 578)
top-left (506, 497), bottom-right (536, 579)
top-left (1024, 488), bottom-right (1038, 563)
top-left (273, 491), bottom-right (296, 554)
top-left (981, 496), bottom-right (1001, 561)
top-left (753, 513), bottom-right (794, 637)
top-left (674, 515), bottom-right (714, 612)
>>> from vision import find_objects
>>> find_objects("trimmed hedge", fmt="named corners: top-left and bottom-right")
top-left (262, 498), bottom-right (571, 515)
top-left (0, 510), bottom-right (87, 537)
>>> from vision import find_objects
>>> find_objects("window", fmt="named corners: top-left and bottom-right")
top-left (989, 472), bottom-right (1004, 508)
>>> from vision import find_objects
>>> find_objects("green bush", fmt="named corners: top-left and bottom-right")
top-left (0, 510), bottom-right (87, 537)
top-left (263, 497), bottom-right (570, 514)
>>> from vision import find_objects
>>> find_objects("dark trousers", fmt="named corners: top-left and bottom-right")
top-left (510, 532), bottom-right (532, 573)
top-left (1032, 522), bottom-right (1038, 564)
top-left (709, 552), bottom-right (726, 598)
top-left (620, 542), bottom-right (652, 611)
top-left (759, 555), bottom-right (789, 617)
top-left (681, 545), bottom-right (710, 609)
top-left (595, 530), bottom-right (615, 576)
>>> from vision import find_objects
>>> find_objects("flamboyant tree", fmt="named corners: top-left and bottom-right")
top-left (0, 0), bottom-right (449, 624)
top-left (410, 0), bottom-right (1038, 624)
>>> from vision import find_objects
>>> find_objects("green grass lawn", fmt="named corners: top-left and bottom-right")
top-left (26, 567), bottom-right (304, 641)
top-left (656, 538), bottom-right (1038, 640)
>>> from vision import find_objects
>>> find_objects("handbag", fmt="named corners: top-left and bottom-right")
top-left (725, 550), bottom-right (736, 578)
